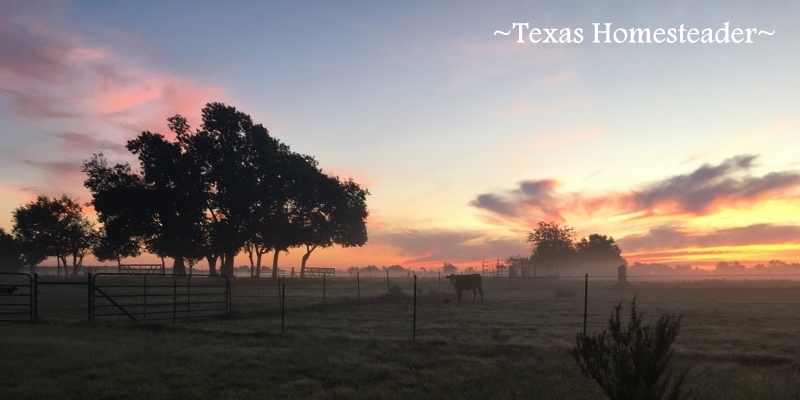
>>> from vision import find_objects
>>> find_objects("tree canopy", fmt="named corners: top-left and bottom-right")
top-left (12, 195), bottom-right (98, 275)
top-left (524, 221), bottom-right (626, 276)
top-left (0, 228), bottom-right (25, 272)
top-left (83, 102), bottom-right (368, 277)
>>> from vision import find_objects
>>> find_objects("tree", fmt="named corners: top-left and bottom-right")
top-left (12, 195), bottom-right (98, 275)
top-left (574, 234), bottom-right (626, 276)
top-left (82, 155), bottom-right (147, 264)
top-left (0, 228), bottom-right (25, 272)
top-left (84, 103), bottom-right (368, 278)
top-left (183, 104), bottom-right (284, 278)
top-left (362, 265), bottom-right (380, 277)
top-left (298, 174), bottom-right (369, 278)
top-left (527, 221), bottom-right (576, 276)
top-left (572, 297), bottom-right (692, 400)
top-left (442, 262), bottom-right (458, 275)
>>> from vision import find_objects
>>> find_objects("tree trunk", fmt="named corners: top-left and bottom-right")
top-left (221, 250), bottom-right (236, 278)
top-left (247, 247), bottom-right (255, 277)
top-left (173, 255), bottom-right (187, 276)
top-left (255, 251), bottom-right (263, 278)
top-left (207, 255), bottom-right (218, 277)
top-left (300, 252), bottom-right (311, 278)
top-left (271, 251), bottom-right (280, 279)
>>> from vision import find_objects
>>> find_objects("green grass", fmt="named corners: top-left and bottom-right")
top-left (1, 277), bottom-right (800, 399)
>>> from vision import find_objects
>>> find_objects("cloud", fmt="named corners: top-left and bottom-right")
top-left (630, 155), bottom-right (800, 214)
top-left (470, 179), bottom-right (564, 223)
top-left (0, 4), bottom-right (226, 201)
top-left (0, 7), bottom-right (224, 131)
top-left (371, 228), bottom-right (527, 265)
top-left (21, 159), bottom-right (84, 179)
top-left (53, 132), bottom-right (127, 153)
top-left (619, 223), bottom-right (800, 252)
top-left (470, 155), bottom-right (800, 226)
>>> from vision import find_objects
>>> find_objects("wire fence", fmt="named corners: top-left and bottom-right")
top-left (3, 271), bottom-right (800, 352)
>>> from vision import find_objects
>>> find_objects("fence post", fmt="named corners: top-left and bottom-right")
top-left (87, 272), bottom-right (93, 322)
top-left (173, 280), bottom-right (177, 326)
top-left (323, 273), bottom-right (326, 304)
top-left (357, 272), bottom-right (360, 301)
top-left (438, 271), bottom-right (440, 290)
top-left (281, 282), bottom-right (285, 334)
top-left (33, 273), bottom-right (38, 321)
top-left (386, 270), bottom-right (390, 293)
top-left (28, 274), bottom-right (33, 320)
top-left (143, 275), bottom-right (148, 321)
top-left (583, 273), bottom-right (588, 335)
top-left (413, 275), bottom-right (417, 342)
top-left (227, 278), bottom-right (231, 314)
top-left (187, 275), bottom-right (191, 318)
top-left (278, 277), bottom-right (283, 308)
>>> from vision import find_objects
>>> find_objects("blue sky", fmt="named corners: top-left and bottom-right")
top-left (1, 1), bottom-right (799, 270)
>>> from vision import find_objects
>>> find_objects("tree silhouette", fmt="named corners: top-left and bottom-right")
top-left (574, 234), bottom-right (626, 276)
top-left (298, 175), bottom-right (368, 278)
top-left (83, 103), bottom-right (368, 278)
top-left (12, 195), bottom-right (98, 275)
top-left (442, 262), bottom-right (458, 275)
top-left (0, 228), bottom-right (25, 272)
top-left (527, 221), bottom-right (576, 276)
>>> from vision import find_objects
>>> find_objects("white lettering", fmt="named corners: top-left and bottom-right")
top-left (629, 28), bottom-right (652, 43)
top-left (653, 28), bottom-right (665, 43)
top-left (594, 23), bottom-right (612, 43)
top-left (745, 28), bottom-right (756, 43)
top-left (731, 28), bottom-right (743, 43)
top-left (687, 28), bottom-right (699, 43)
top-left (512, 22), bottom-right (529, 43)
top-left (529, 28), bottom-right (541, 43)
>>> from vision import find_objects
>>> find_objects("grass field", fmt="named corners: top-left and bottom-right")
top-left (1, 275), bottom-right (800, 399)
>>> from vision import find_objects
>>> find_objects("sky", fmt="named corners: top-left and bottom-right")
top-left (1, 1), bottom-right (799, 271)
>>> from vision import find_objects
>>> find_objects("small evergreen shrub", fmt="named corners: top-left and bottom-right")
top-left (571, 297), bottom-right (693, 400)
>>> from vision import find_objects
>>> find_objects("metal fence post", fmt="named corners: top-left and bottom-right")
top-left (28, 274), bottom-right (33, 320)
top-left (583, 273), bottom-right (588, 335)
top-left (281, 282), bottom-right (285, 334)
top-left (413, 275), bottom-right (417, 342)
top-left (323, 274), bottom-right (326, 304)
top-left (438, 271), bottom-right (440, 290)
top-left (357, 272), bottom-right (360, 301)
top-left (386, 270), bottom-right (390, 293)
top-left (187, 275), bottom-right (191, 318)
top-left (143, 274), bottom-right (148, 321)
top-left (33, 273), bottom-right (38, 321)
top-left (87, 272), bottom-right (93, 322)
top-left (173, 280), bottom-right (177, 326)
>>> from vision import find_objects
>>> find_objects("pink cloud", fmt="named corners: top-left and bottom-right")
top-left (0, 8), bottom-right (225, 134)
top-left (471, 155), bottom-right (800, 228)
top-left (0, 4), bottom-right (227, 201)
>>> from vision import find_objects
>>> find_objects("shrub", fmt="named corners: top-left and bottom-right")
top-left (571, 297), bottom-right (693, 400)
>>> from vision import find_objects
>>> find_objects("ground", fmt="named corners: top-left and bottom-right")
top-left (1, 276), bottom-right (799, 399)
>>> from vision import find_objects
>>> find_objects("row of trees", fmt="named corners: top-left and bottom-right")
top-left (3, 103), bottom-right (369, 277)
top-left (3, 195), bottom-right (97, 275)
top-left (509, 221), bottom-right (627, 276)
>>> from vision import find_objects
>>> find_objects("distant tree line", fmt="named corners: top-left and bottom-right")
top-left (630, 260), bottom-right (800, 276)
top-left (507, 221), bottom-right (626, 277)
top-left (2, 103), bottom-right (369, 277)
top-left (346, 264), bottom-right (420, 277)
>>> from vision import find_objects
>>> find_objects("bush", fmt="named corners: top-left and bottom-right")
top-left (571, 297), bottom-right (693, 400)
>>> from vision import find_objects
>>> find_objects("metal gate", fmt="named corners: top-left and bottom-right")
top-left (91, 273), bottom-right (230, 323)
top-left (0, 272), bottom-right (34, 321)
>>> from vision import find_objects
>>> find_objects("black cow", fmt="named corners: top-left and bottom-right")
top-left (447, 274), bottom-right (483, 302)
top-left (0, 286), bottom-right (18, 296)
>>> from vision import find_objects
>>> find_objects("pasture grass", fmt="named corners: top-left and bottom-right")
top-left (1, 277), bottom-right (800, 399)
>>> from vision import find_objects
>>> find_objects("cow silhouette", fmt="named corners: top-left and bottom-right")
top-left (0, 286), bottom-right (18, 295)
top-left (447, 274), bottom-right (483, 302)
